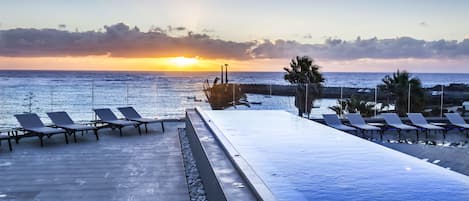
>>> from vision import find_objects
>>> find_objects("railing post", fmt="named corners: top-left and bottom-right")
top-left (50, 85), bottom-right (54, 112)
top-left (305, 83), bottom-right (308, 118)
top-left (91, 79), bottom-right (95, 120)
top-left (232, 84), bottom-right (235, 107)
top-left (408, 83), bottom-right (411, 113)
top-left (440, 85), bottom-right (444, 117)
top-left (155, 82), bottom-right (158, 117)
top-left (126, 82), bottom-right (129, 106)
top-left (374, 85), bottom-right (378, 117)
top-left (340, 86), bottom-right (343, 117)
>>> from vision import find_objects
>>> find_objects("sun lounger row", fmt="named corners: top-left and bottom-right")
top-left (8, 107), bottom-right (164, 148)
top-left (323, 113), bottom-right (469, 140)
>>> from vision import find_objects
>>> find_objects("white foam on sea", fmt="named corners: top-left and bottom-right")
top-left (0, 162), bottom-right (12, 167)
top-left (432, 160), bottom-right (441, 164)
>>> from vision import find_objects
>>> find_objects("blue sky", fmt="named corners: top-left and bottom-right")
top-left (1, 0), bottom-right (468, 42)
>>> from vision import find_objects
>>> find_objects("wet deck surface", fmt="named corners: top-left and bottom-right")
top-left (0, 122), bottom-right (189, 201)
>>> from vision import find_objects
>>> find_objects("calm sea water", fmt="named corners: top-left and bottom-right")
top-left (0, 70), bottom-right (468, 128)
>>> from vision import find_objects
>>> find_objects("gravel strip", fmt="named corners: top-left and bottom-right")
top-left (178, 128), bottom-right (208, 201)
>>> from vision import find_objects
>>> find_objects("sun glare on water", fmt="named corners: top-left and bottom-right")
top-left (168, 57), bottom-right (199, 67)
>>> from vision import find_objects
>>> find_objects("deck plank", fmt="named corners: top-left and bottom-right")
top-left (0, 122), bottom-right (189, 201)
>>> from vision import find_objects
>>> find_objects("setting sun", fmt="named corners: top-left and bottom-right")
top-left (168, 57), bottom-right (199, 67)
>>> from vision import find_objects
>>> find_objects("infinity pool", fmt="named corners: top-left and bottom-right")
top-left (201, 110), bottom-right (469, 201)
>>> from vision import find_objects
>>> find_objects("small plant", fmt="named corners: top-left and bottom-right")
top-left (203, 79), bottom-right (249, 110)
top-left (329, 96), bottom-right (376, 117)
top-left (23, 92), bottom-right (39, 113)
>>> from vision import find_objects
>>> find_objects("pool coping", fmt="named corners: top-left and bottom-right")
top-left (185, 108), bottom-right (277, 201)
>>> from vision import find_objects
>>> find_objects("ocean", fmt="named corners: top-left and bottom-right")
top-left (0, 70), bottom-right (468, 128)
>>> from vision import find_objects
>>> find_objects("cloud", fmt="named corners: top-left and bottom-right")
top-left (0, 23), bottom-right (254, 59)
top-left (1, 23), bottom-right (469, 60)
top-left (167, 25), bottom-right (186, 32)
top-left (419, 21), bottom-right (428, 27)
top-left (251, 37), bottom-right (469, 60)
top-left (303, 34), bottom-right (312, 39)
top-left (58, 24), bottom-right (66, 29)
top-left (201, 28), bottom-right (215, 33)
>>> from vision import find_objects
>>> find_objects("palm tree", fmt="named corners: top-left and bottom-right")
top-left (378, 70), bottom-right (424, 116)
top-left (284, 56), bottom-right (325, 116)
top-left (329, 96), bottom-right (376, 117)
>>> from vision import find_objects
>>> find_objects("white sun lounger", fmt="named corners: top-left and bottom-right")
top-left (118, 107), bottom-right (164, 133)
top-left (381, 113), bottom-right (419, 140)
top-left (345, 113), bottom-right (381, 138)
top-left (407, 113), bottom-right (445, 138)
top-left (14, 113), bottom-right (68, 147)
top-left (345, 113), bottom-right (381, 132)
top-left (93, 108), bottom-right (141, 136)
top-left (445, 113), bottom-right (469, 138)
top-left (47, 111), bottom-right (99, 143)
top-left (323, 114), bottom-right (357, 133)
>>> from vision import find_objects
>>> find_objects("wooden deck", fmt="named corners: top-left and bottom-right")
top-left (0, 122), bottom-right (189, 201)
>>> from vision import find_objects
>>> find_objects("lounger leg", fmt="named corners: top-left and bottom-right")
top-left (145, 123), bottom-right (148, 134)
top-left (119, 127), bottom-right (123, 137)
top-left (73, 131), bottom-right (77, 143)
top-left (416, 130), bottom-right (419, 142)
top-left (8, 138), bottom-right (12, 151)
top-left (14, 131), bottom-right (19, 144)
top-left (64, 133), bottom-right (69, 144)
top-left (137, 125), bottom-right (141, 135)
top-left (161, 122), bottom-right (165, 132)
top-left (39, 135), bottom-right (44, 147)
top-left (94, 129), bottom-right (99, 141)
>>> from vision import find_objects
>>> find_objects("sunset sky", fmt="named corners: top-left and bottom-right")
top-left (1, 0), bottom-right (469, 72)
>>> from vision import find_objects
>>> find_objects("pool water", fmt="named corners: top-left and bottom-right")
top-left (202, 110), bottom-right (469, 201)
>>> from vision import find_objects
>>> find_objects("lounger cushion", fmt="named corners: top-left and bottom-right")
top-left (331, 125), bottom-right (357, 131)
top-left (454, 124), bottom-right (469, 129)
top-left (118, 107), bottom-right (142, 119)
top-left (105, 120), bottom-right (139, 126)
top-left (388, 124), bottom-right (417, 130)
top-left (0, 133), bottom-right (10, 139)
top-left (47, 112), bottom-right (75, 125)
top-left (26, 127), bottom-right (66, 134)
top-left (129, 118), bottom-right (161, 123)
top-left (94, 109), bottom-right (119, 121)
top-left (413, 124), bottom-right (444, 130)
top-left (58, 124), bottom-right (96, 131)
top-left (353, 124), bottom-right (381, 131)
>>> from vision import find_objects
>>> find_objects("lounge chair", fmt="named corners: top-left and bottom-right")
top-left (323, 114), bottom-right (357, 133)
top-left (345, 113), bottom-right (381, 136)
top-left (407, 113), bottom-right (446, 138)
top-left (14, 113), bottom-right (68, 146)
top-left (93, 108), bottom-right (141, 136)
top-left (381, 113), bottom-right (419, 140)
top-left (47, 111), bottom-right (99, 143)
top-left (118, 107), bottom-right (165, 133)
top-left (444, 113), bottom-right (469, 137)
top-left (0, 132), bottom-right (12, 151)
